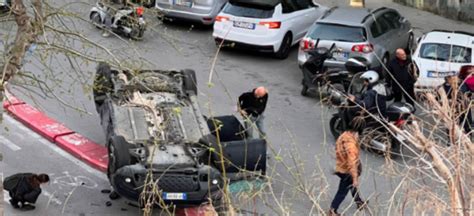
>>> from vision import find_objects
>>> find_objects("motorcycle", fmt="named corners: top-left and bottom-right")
top-left (90, 2), bottom-right (146, 40)
top-left (301, 39), bottom-right (371, 98)
top-left (328, 72), bottom-right (415, 156)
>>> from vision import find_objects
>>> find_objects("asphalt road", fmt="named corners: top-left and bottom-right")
top-left (1, 0), bottom-right (473, 215)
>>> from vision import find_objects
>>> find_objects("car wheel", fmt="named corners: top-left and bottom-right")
top-left (182, 69), bottom-right (197, 96)
top-left (90, 12), bottom-right (103, 29)
top-left (301, 84), bottom-right (308, 96)
top-left (405, 33), bottom-right (414, 54)
top-left (274, 33), bottom-right (292, 59)
top-left (107, 136), bottom-right (131, 179)
top-left (329, 116), bottom-right (343, 139)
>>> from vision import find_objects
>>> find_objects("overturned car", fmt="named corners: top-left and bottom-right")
top-left (93, 63), bottom-right (266, 207)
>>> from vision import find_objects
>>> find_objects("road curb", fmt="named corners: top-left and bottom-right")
top-left (3, 91), bottom-right (108, 172)
top-left (2, 91), bottom-right (215, 215)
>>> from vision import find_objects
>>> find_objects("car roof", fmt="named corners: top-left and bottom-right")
top-left (421, 30), bottom-right (474, 47)
top-left (229, 0), bottom-right (280, 9)
top-left (317, 7), bottom-right (388, 27)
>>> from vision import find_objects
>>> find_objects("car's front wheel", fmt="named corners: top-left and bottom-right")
top-left (274, 33), bottom-right (292, 59)
top-left (107, 136), bottom-right (131, 180)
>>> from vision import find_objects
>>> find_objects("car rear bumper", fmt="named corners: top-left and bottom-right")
top-left (156, 4), bottom-right (217, 25)
top-left (213, 24), bottom-right (281, 52)
top-left (111, 164), bottom-right (223, 206)
top-left (214, 37), bottom-right (275, 52)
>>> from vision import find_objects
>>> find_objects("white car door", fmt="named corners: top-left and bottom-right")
top-left (291, 0), bottom-right (327, 42)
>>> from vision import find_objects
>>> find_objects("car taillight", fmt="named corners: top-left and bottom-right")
top-left (300, 38), bottom-right (314, 51)
top-left (136, 7), bottom-right (144, 17)
top-left (459, 65), bottom-right (474, 79)
top-left (259, 21), bottom-right (281, 29)
top-left (395, 119), bottom-right (406, 128)
top-left (215, 16), bottom-right (229, 22)
top-left (351, 44), bottom-right (373, 53)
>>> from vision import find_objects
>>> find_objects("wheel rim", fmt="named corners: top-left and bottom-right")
top-left (282, 35), bottom-right (291, 54)
top-left (334, 117), bottom-right (343, 136)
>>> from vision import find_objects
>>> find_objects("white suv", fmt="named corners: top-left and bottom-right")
top-left (413, 30), bottom-right (474, 92)
top-left (212, 0), bottom-right (327, 59)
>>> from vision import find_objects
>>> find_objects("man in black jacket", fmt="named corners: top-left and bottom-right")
top-left (238, 87), bottom-right (268, 139)
top-left (387, 48), bottom-right (417, 107)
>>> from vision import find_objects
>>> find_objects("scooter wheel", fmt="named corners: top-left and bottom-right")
top-left (301, 85), bottom-right (308, 96)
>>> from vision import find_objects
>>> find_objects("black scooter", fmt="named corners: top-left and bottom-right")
top-left (300, 40), bottom-right (372, 98)
top-left (328, 72), bottom-right (415, 156)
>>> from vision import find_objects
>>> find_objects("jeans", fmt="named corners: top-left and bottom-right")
top-left (330, 173), bottom-right (363, 211)
top-left (244, 114), bottom-right (265, 139)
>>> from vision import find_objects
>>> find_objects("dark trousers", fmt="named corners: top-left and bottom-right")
top-left (330, 173), bottom-right (363, 211)
top-left (393, 84), bottom-right (416, 106)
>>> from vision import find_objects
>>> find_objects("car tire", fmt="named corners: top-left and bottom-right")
top-left (182, 69), bottom-right (198, 96)
top-left (329, 116), bottom-right (343, 139)
top-left (107, 136), bottom-right (131, 179)
top-left (301, 84), bottom-right (308, 96)
top-left (90, 12), bottom-right (103, 29)
top-left (274, 33), bottom-right (292, 60)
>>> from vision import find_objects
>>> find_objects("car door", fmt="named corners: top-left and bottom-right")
top-left (280, 0), bottom-right (306, 44)
top-left (369, 16), bottom-right (393, 60)
top-left (382, 11), bottom-right (409, 51)
top-left (292, 0), bottom-right (323, 41)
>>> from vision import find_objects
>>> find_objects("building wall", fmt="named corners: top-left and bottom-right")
top-left (394, 0), bottom-right (474, 23)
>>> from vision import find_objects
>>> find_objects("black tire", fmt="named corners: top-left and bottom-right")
top-left (90, 12), bottom-right (103, 29)
top-left (182, 69), bottom-right (197, 96)
top-left (107, 136), bottom-right (131, 179)
top-left (329, 116), bottom-right (343, 139)
top-left (301, 84), bottom-right (308, 96)
top-left (274, 33), bottom-right (292, 59)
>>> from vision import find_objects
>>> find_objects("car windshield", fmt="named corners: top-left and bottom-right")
top-left (308, 23), bottom-right (367, 42)
top-left (223, 2), bottom-right (275, 19)
top-left (419, 43), bottom-right (472, 63)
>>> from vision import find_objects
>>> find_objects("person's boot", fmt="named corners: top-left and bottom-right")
top-left (356, 200), bottom-right (369, 210)
top-left (328, 209), bottom-right (340, 216)
top-left (9, 199), bottom-right (20, 209)
top-left (21, 204), bottom-right (35, 211)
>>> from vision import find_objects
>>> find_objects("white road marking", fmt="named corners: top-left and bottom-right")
top-left (42, 190), bottom-right (63, 205)
top-left (4, 115), bottom-right (107, 181)
top-left (0, 135), bottom-right (21, 151)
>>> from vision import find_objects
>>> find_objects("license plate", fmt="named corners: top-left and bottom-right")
top-left (427, 71), bottom-right (457, 78)
top-left (163, 192), bottom-right (187, 200)
top-left (174, 0), bottom-right (192, 7)
top-left (233, 21), bottom-right (255, 30)
top-left (334, 52), bottom-right (349, 60)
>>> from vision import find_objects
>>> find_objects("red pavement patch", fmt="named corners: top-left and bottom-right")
top-left (3, 94), bottom-right (25, 108)
top-left (55, 133), bottom-right (108, 172)
top-left (5, 103), bottom-right (74, 142)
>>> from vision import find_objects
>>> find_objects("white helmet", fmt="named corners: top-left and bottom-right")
top-left (360, 70), bottom-right (379, 84)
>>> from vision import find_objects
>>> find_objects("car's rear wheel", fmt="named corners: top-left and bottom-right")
top-left (183, 69), bottom-right (197, 96)
top-left (107, 136), bottom-right (131, 180)
top-left (274, 33), bottom-right (292, 59)
top-left (329, 116), bottom-right (343, 139)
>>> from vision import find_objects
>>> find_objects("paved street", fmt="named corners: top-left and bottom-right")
top-left (1, 0), bottom-right (473, 215)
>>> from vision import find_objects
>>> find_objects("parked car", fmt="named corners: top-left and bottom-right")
top-left (298, 7), bottom-right (414, 75)
top-left (154, 0), bottom-right (228, 25)
top-left (213, 0), bottom-right (328, 59)
top-left (412, 30), bottom-right (474, 93)
top-left (93, 63), bottom-right (266, 208)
